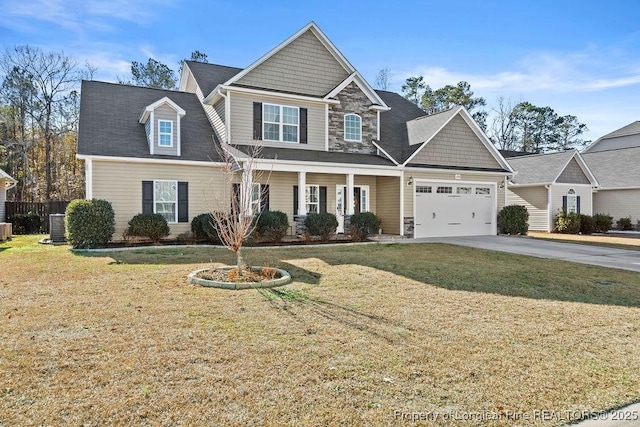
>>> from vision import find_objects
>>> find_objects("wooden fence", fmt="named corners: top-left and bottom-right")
top-left (5, 201), bottom-right (70, 234)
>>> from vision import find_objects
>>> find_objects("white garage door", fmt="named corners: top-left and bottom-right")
top-left (414, 181), bottom-right (496, 238)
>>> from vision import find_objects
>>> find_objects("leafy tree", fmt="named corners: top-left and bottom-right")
top-left (402, 77), bottom-right (487, 130)
top-left (508, 102), bottom-right (588, 153)
top-left (401, 76), bottom-right (425, 105)
top-left (188, 50), bottom-right (208, 63)
top-left (374, 67), bottom-right (392, 90)
top-left (129, 58), bottom-right (177, 89)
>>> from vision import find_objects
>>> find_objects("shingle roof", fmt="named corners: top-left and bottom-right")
top-left (507, 150), bottom-right (577, 185)
top-left (406, 107), bottom-right (460, 147)
top-left (78, 80), bottom-right (223, 162)
top-left (184, 61), bottom-right (242, 96)
top-left (375, 90), bottom-right (426, 163)
top-left (582, 147), bottom-right (640, 188)
top-left (598, 121), bottom-right (640, 140)
top-left (235, 146), bottom-right (396, 166)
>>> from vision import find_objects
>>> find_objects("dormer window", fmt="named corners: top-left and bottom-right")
top-left (344, 113), bottom-right (361, 142)
top-left (158, 120), bottom-right (173, 147)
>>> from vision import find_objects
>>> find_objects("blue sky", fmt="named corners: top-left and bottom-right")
top-left (2, 0), bottom-right (640, 142)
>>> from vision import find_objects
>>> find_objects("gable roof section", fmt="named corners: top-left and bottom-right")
top-left (1, 168), bottom-right (17, 189)
top-left (403, 106), bottom-right (512, 172)
top-left (584, 120), bottom-right (640, 152)
top-left (507, 150), bottom-right (597, 186)
top-left (77, 80), bottom-right (223, 162)
top-left (324, 72), bottom-right (389, 110)
top-left (375, 90), bottom-right (428, 163)
top-left (582, 146), bottom-right (640, 188)
top-left (184, 61), bottom-right (243, 98)
top-left (138, 96), bottom-right (186, 124)
top-left (227, 22), bottom-right (353, 97)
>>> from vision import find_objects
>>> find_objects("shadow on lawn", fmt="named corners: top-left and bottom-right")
top-left (74, 242), bottom-right (640, 308)
top-left (258, 288), bottom-right (415, 345)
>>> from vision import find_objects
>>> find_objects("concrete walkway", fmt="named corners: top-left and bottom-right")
top-left (405, 235), bottom-right (640, 273)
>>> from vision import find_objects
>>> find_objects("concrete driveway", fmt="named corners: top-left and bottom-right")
top-left (408, 235), bottom-right (640, 273)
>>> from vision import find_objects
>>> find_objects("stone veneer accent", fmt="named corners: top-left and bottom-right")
top-left (328, 82), bottom-right (377, 154)
top-left (293, 215), bottom-right (306, 236)
top-left (403, 217), bottom-right (415, 238)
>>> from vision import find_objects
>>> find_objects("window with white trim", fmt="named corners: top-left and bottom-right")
top-left (476, 187), bottom-right (491, 195)
top-left (457, 187), bottom-right (472, 194)
top-left (416, 186), bottom-right (432, 193)
top-left (154, 180), bottom-right (177, 222)
top-left (158, 120), bottom-right (173, 147)
top-left (251, 183), bottom-right (262, 215)
top-left (566, 188), bottom-right (577, 214)
top-left (344, 114), bottom-right (362, 142)
top-left (263, 103), bottom-right (299, 142)
top-left (306, 185), bottom-right (319, 214)
top-left (436, 186), bottom-right (453, 194)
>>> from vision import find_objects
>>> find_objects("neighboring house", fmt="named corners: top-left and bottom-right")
top-left (582, 121), bottom-right (640, 223)
top-left (0, 168), bottom-right (18, 222)
top-left (77, 22), bottom-right (513, 240)
top-left (504, 150), bottom-right (598, 232)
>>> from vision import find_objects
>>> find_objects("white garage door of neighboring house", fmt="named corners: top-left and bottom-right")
top-left (414, 181), bottom-right (496, 238)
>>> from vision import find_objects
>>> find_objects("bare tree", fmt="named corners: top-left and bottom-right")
top-left (489, 97), bottom-right (519, 150)
top-left (1, 45), bottom-right (79, 201)
top-left (374, 67), bottom-right (392, 90)
top-left (210, 143), bottom-right (270, 274)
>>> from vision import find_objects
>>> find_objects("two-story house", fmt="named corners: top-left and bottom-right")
top-left (77, 22), bottom-right (513, 240)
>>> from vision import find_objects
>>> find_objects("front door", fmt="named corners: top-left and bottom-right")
top-left (336, 185), bottom-right (368, 233)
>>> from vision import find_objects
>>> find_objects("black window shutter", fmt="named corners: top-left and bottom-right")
top-left (142, 181), bottom-right (153, 214)
top-left (300, 108), bottom-right (308, 144)
top-left (253, 102), bottom-right (262, 140)
top-left (260, 184), bottom-right (270, 212)
top-left (293, 185), bottom-right (298, 216)
top-left (232, 183), bottom-right (241, 216)
top-left (178, 182), bottom-right (188, 222)
top-left (562, 196), bottom-right (567, 213)
top-left (319, 186), bottom-right (327, 213)
top-left (576, 196), bottom-right (581, 214)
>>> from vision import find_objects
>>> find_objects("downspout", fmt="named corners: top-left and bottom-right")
top-left (544, 184), bottom-right (551, 232)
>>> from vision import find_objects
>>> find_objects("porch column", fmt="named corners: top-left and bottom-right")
top-left (298, 171), bottom-right (307, 216)
top-left (346, 173), bottom-right (355, 215)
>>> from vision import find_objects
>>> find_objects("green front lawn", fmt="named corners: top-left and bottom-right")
top-left (2, 235), bottom-right (640, 426)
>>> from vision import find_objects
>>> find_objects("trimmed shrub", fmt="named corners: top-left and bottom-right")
top-left (497, 205), bottom-right (529, 235)
top-left (66, 199), bottom-right (115, 249)
top-left (254, 210), bottom-right (289, 243)
top-left (555, 211), bottom-right (581, 234)
top-left (579, 214), bottom-right (595, 235)
top-left (10, 212), bottom-right (42, 234)
top-left (593, 213), bottom-right (613, 233)
top-left (349, 212), bottom-right (380, 241)
top-left (304, 212), bottom-right (338, 241)
top-left (616, 216), bottom-right (634, 231)
top-left (191, 213), bottom-right (222, 244)
top-left (125, 213), bottom-right (170, 243)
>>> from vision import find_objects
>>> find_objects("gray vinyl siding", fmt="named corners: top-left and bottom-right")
top-left (506, 187), bottom-right (549, 231)
top-left (184, 71), bottom-right (198, 93)
top-left (557, 158), bottom-right (590, 184)
top-left (593, 188), bottom-right (640, 223)
top-left (408, 116), bottom-right (502, 169)
top-left (234, 29), bottom-right (349, 97)
top-left (376, 176), bottom-right (401, 234)
top-left (154, 105), bottom-right (179, 156)
top-left (229, 92), bottom-right (325, 150)
top-left (145, 120), bottom-right (151, 149)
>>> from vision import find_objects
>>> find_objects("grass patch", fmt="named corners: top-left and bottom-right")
top-left (1, 235), bottom-right (640, 425)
